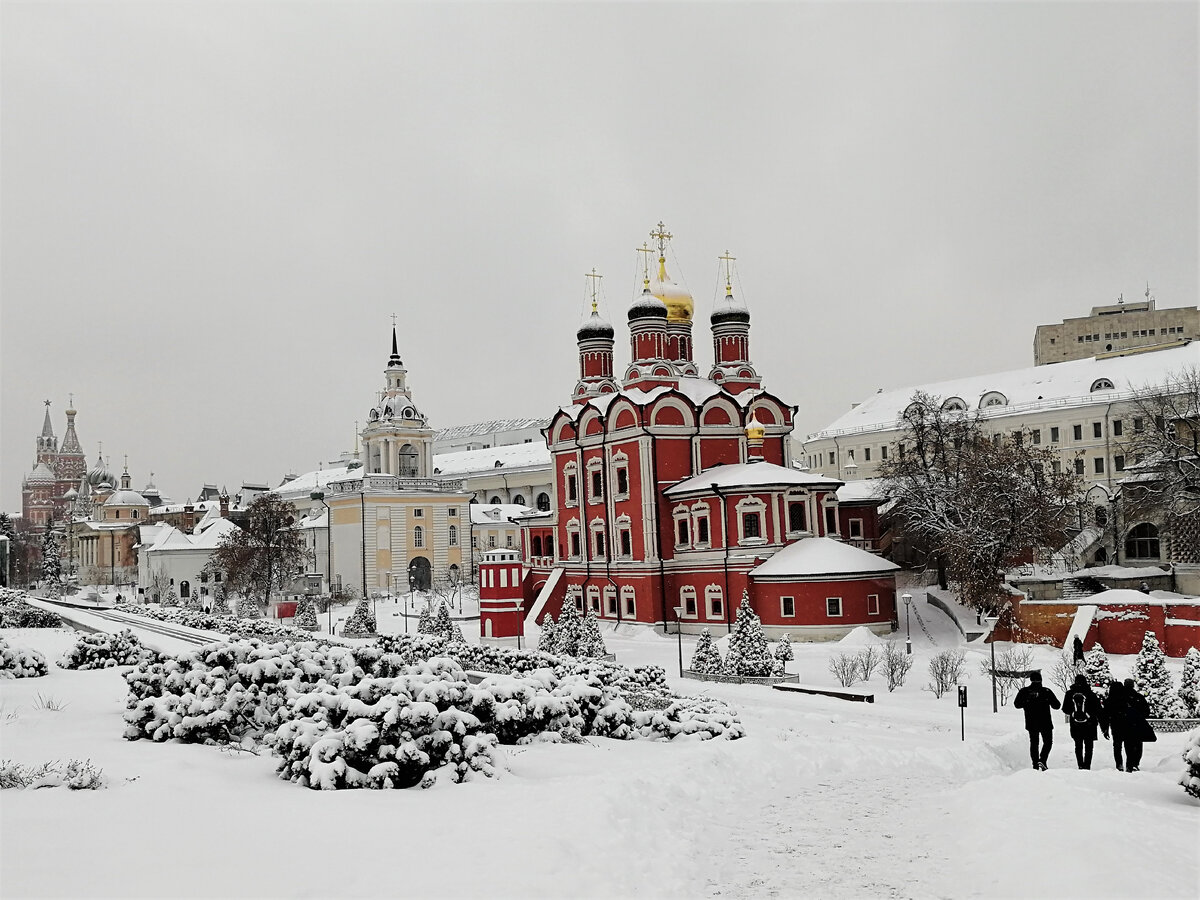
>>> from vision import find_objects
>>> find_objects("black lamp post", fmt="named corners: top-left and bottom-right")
top-left (673, 605), bottom-right (686, 677)
top-left (902, 592), bottom-right (913, 656)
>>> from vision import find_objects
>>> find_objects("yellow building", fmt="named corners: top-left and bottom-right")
top-left (326, 328), bottom-right (470, 594)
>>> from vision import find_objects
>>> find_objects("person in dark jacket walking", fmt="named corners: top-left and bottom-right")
top-left (1106, 680), bottom-right (1127, 770)
top-left (1062, 674), bottom-right (1105, 769)
top-left (1014, 671), bottom-right (1061, 770)
top-left (1119, 678), bottom-right (1152, 772)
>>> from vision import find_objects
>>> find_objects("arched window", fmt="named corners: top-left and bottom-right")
top-left (679, 585), bottom-right (697, 617)
top-left (536, 492), bottom-right (551, 511)
top-left (980, 391), bottom-right (1008, 408)
top-left (489, 496), bottom-right (503, 505)
top-left (544, 535), bottom-right (554, 559)
top-left (512, 494), bottom-right (526, 507)
top-left (413, 525), bottom-right (425, 548)
top-left (1090, 378), bottom-right (1115, 392)
top-left (448, 525), bottom-right (458, 546)
top-left (1095, 507), bottom-right (1107, 528)
top-left (532, 535), bottom-right (543, 557)
top-left (398, 443), bottom-right (419, 477)
top-left (1125, 523), bottom-right (1159, 559)
top-left (180, 580), bottom-right (190, 599)
top-left (941, 397), bottom-right (968, 412)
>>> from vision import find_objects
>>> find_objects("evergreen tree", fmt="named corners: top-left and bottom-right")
top-left (537, 614), bottom-right (559, 655)
top-left (724, 592), bottom-right (775, 677)
top-left (774, 634), bottom-right (795, 675)
top-left (434, 601), bottom-right (454, 640)
top-left (237, 595), bottom-right (264, 618)
top-left (556, 602), bottom-right (583, 657)
top-left (1133, 631), bottom-right (1187, 718)
top-left (1178, 647), bottom-right (1200, 717)
top-left (689, 628), bottom-right (723, 674)
top-left (1082, 644), bottom-right (1113, 690)
top-left (182, 592), bottom-right (204, 612)
top-left (1180, 727), bottom-right (1200, 800)
top-left (576, 609), bottom-right (608, 658)
top-left (210, 587), bottom-right (231, 616)
top-left (293, 596), bottom-right (319, 630)
top-left (343, 598), bottom-right (377, 636)
top-left (417, 603), bottom-right (436, 635)
top-left (40, 528), bottom-right (63, 589)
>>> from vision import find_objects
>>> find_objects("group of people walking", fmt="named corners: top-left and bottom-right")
top-left (1014, 671), bottom-right (1154, 771)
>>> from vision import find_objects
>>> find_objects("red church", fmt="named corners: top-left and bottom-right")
top-left (519, 224), bottom-right (898, 640)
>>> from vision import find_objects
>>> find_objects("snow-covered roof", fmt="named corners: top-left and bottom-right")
top-left (751, 537), bottom-right (900, 579)
top-left (433, 443), bottom-right (550, 476)
top-left (145, 517), bottom-right (240, 552)
top-left (836, 479), bottom-right (887, 504)
top-left (470, 504), bottom-right (534, 526)
top-left (664, 462), bottom-right (842, 497)
top-left (26, 462), bottom-right (56, 483)
top-left (809, 341), bottom-right (1200, 440)
top-left (104, 489), bottom-right (149, 507)
top-left (272, 466), bottom-right (353, 497)
top-left (433, 418), bottom-right (548, 441)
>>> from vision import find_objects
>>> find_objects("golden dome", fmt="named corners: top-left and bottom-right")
top-left (745, 411), bottom-right (766, 442)
top-left (651, 256), bottom-right (694, 323)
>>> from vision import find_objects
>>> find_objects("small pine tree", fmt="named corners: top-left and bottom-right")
top-left (182, 592), bottom-right (203, 612)
top-left (1180, 727), bottom-right (1200, 800)
top-left (556, 602), bottom-right (583, 657)
top-left (417, 603), bottom-right (436, 636)
top-left (1179, 647), bottom-right (1200, 717)
top-left (210, 588), bottom-right (231, 616)
top-left (293, 596), bottom-right (319, 630)
top-left (40, 528), bottom-right (63, 588)
top-left (774, 634), bottom-right (795, 674)
top-left (724, 591), bottom-right (775, 677)
top-left (237, 595), bottom-right (264, 619)
top-left (576, 609), bottom-right (608, 658)
top-left (343, 598), bottom-right (377, 636)
top-left (434, 602), bottom-right (454, 640)
top-left (689, 628), bottom-right (723, 674)
top-left (1133, 631), bottom-right (1187, 718)
top-left (537, 614), bottom-right (559, 654)
top-left (1082, 644), bottom-right (1113, 690)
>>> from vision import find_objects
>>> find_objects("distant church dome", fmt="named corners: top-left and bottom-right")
top-left (577, 309), bottom-right (614, 341)
top-left (27, 462), bottom-right (55, 483)
top-left (711, 292), bottom-right (750, 326)
top-left (104, 489), bottom-right (149, 508)
top-left (628, 287), bottom-right (669, 322)
top-left (87, 455), bottom-right (116, 488)
top-left (650, 257), bottom-right (693, 324)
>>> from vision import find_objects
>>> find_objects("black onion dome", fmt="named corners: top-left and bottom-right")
top-left (628, 288), bottom-right (669, 322)
top-left (711, 294), bottom-right (750, 325)
top-left (577, 311), bottom-right (615, 341)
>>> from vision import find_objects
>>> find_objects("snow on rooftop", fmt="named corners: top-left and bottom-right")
top-left (433, 443), bottom-right (550, 476)
top-left (836, 479), bottom-right (887, 504)
top-left (272, 466), bottom-right (352, 497)
top-left (665, 462), bottom-right (841, 497)
top-left (470, 504), bottom-right (534, 525)
top-left (433, 417), bottom-right (548, 441)
top-left (751, 537), bottom-right (900, 579)
top-left (809, 341), bottom-right (1199, 440)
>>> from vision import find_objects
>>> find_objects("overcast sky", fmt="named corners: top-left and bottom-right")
top-left (3, 1), bottom-right (1196, 512)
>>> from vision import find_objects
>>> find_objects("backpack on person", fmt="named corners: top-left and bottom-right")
top-left (1070, 693), bottom-right (1089, 724)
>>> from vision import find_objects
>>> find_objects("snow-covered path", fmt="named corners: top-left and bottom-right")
top-left (2, 624), bottom-right (1197, 899)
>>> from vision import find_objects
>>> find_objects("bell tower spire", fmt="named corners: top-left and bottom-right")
top-left (708, 250), bottom-right (760, 394)
top-left (573, 268), bottom-right (615, 401)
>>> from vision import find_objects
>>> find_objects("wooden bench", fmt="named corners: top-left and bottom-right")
top-left (772, 683), bottom-right (875, 703)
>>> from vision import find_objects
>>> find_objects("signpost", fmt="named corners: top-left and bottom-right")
top-left (958, 685), bottom-right (968, 741)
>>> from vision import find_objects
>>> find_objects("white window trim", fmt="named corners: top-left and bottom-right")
top-left (611, 451), bottom-right (631, 501)
top-left (867, 594), bottom-right (879, 615)
top-left (690, 501), bottom-right (712, 548)
top-left (590, 518), bottom-right (607, 559)
top-left (826, 597), bottom-right (843, 617)
top-left (586, 457), bottom-right (604, 503)
top-left (673, 504), bottom-right (692, 549)
top-left (780, 596), bottom-right (796, 618)
top-left (848, 518), bottom-right (864, 539)
top-left (736, 497), bottom-right (767, 545)
top-left (586, 585), bottom-right (601, 613)
top-left (680, 587), bottom-right (698, 619)
top-left (604, 585), bottom-right (617, 616)
top-left (784, 494), bottom-right (810, 537)
top-left (565, 519), bottom-right (582, 560)
top-left (705, 585), bottom-right (724, 620)
top-left (563, 461), bottom-right (579, 508)
top-left (620, 586), bottom-right (636, 618)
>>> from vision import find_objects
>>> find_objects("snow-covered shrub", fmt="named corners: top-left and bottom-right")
top-left (417, 604), bottom-right (436, 636)
top-left (555, 603), bottom-right (583, 657)
top-left (115, 603), bottom-right (322, 643)
top-left (0, 591), bottom-right (64, 628)
top-left (576, 609), bottom-right (609, 659)
top-left (537, 615), bottom-right (558, 654)
top-left (882, 640), bottom-right (913, 692)
top-left (1133, 631), bottom-right (1187, 718)
top-left (855, 645), bottom-right (883, 682)
top-left (182, 593), bottom-right (204, 612)
top-left (689, 628), bottom-right (723, 674)
top-left (723, 592), bottom-right (774, 677)
top-left (210, 590), bottom-right (231, 616)
top-left (59, 629), bottom-right (155, 670)
top-left (1083, 644), bottom-right (1113, 690)
top-left (292, 597), bottom-right (319, 631)
top-left (0, 759), bottom-right (105, 791)
top-left (1181, 728), bottom-right (1200, 801)
top-left (633, 697), bottom-right (746, 741)
top-left (0, 638), bottom-right (49, 679)
top-left (828, 652), bottom-right (861, 687)
top-left (926, 649), bottom-right (966, 699)
top-left (773, 634), bottom-right (794, 674)
top-left (1177, 647), bottom-right (1200, 717)
top-left (341, 599), bottom-right (376, 637)
top-left (236, 597), bottom-right (264, 619)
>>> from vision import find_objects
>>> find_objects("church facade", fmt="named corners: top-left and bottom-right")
top-left (519, 225), bottom-right (897, 640)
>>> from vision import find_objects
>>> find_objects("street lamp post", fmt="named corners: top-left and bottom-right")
top-left (902, 592), bottom-right (913, 656)
top-left (984, 614), bottom-right (1000, 713)
top-left (673, 605), bottom-right (686, 677)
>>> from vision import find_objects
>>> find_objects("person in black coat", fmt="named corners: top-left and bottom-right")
top-left (1106, 680), bottom-right (1127, 770)
top-left (1062, 674), bottom-right (1105, 769)
top-left (1014, 671), bottom-right (1061, 770)
top-left (1119, 678), bottom-right (1152, 772)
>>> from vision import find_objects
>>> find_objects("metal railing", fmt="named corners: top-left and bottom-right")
top-left (331, 474), bottom-right (465, 494)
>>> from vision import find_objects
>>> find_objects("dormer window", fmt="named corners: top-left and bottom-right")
top-left (1090, 378), bottom-right (1115, 392)
top-left (942, 397), bottom-right (967, 412)
top-left (980, 391), bottom-right (1007, 408)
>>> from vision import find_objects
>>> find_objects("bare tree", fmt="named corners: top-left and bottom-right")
top-left (882, 640), bottom-right (914, 692)
top-left (828, 652), bottom-right (861, 687)
top-left (879, 391), bottom-right (1083, 611)
top-left (926, 649), bottom-right (967, 698)
top-left (855, 645), bottom-right (883, 682)
top-left (1120, 365), bottom-right (1200, 562)
top-left (978, 646), bottom-right (1034, 705)
top-left (147, 568), bottom-right (175, 604)
top-left (205, 495), bottom-right (310, 614)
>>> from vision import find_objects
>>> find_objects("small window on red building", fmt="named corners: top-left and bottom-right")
top-left (742, 512), bottom-right (761, 539)
top-left (567, 475), bottom-right (578, 503)
top-left (615, 466), bottom-right (629, 496)
top-left (826, 597), bottom-right (842, 617)
top-left (867, 594), bottom-right (879, 615)
top-left (788, 502), bottom-right (807, 533)
top-left (781, 596), bottom-right (795, 617)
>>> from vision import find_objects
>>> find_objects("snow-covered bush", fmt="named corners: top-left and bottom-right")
top-left (341, 599), bottom-right (376, 637)
top-left (236, 597), bottom-right (264, 619)
top-left (0, 590), bottom-right (64, 628)
top-left (883, 640), bottom-right (913, 692)
top-left (182, 593), bottom-right (204, 612)
top-left (926, 649), bottom-right (966, 699)
top-left (1133, 631), bottom-right (1187, 718)
top-left (1083, 644), bottom-right (1113, 690)
top-left (828, 653), bottom-right (861, 687)
top-left (633, 697), bottom-right (746, 741)
top-left (723, 593), bottom-right (774, 677)
top-left (1181, 728), bottom-right (1200, 801)
top-left (114, 603), bottom-right (322, 643)
top-left (855, 645), bottom-right (883, 682)
top-left (773, 634), bottom-right (794, 674)
top-left (1178, 647), bottom-right (1200, 718)
top-left (689, 628), bottom-right (723, 674)
top-left (417, 604), bottom-right (436, 636)
top-left (292, 597), bottom-right (319, 630)
top-left (555, 603), bottom-right (583, 657)
top-left (0, 759), bottom-right (105, 791)
top-left (59, 629), bottom-right (155, 670)
top-left (576, 609), bottom-right (609, 659)
top-left (537, 615), bottom-right (558, 654)
top-left (0, 638), bottom-right (49, 679)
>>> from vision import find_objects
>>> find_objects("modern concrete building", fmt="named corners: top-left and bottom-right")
top-left (1033, 292), bottom-right (1198, 365)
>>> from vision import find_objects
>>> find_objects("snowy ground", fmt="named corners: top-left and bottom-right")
top-left (2, 601), bottom-right (1198, 899)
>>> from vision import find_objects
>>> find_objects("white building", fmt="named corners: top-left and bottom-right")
top-left (137, 516), bottom-right (241, 605)
top-left (432, 442), bottom-right (553, 510)
top-left (432, 417), bottom-right (548, 454)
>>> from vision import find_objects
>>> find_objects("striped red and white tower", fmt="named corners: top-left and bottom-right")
top-left (479, 548), bottom-right (526, 647)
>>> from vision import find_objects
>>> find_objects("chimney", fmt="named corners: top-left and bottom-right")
top-left (219, 493), bottom-right (230, 518)
top-left (183, 501), bottom-right (195, 533)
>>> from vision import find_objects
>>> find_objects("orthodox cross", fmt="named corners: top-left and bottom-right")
top-left (719, 250), bottom-right (736, 294)
top-left (636, 242), bottom-right (653, 287)
top-left (390, 313), bottom-right (398, 328)
top-left (585, 268), bottom-right (602, 314)
top-left (650, 221), bottom-right (672, 256)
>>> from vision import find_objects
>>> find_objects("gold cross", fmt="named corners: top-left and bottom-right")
top-left (585, 268), bottom-right (602, 313)
top-left (390, 313), bottom-right (398, 328)
top-left (650, 221), bottom-right (672, 255)
top-left (636, 242), bottom-right (653, 286)
top-left (719, 250), bottom-right (736, 292)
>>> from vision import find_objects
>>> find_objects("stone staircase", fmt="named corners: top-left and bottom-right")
top-left (1061, 576), bottom-right (1104, 603)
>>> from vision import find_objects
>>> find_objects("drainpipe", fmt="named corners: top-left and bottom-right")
top-left (649, 434), bottom-right (669, 634)
top-left (712, 483), bottom-right (733, 634)
top-left (598, 420), bottom-right (620, 624)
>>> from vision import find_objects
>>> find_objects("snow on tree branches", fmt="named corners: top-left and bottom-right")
top-left (1179, 647), bottom-right (1200, 717)
top-left (0, 637), bottom-right (49, 678)
top-left (1180, 727), bottom-right (1200, 801)
top-left (59, 629), bottom-right (156, 670)
top-left (576, 609), bottom-right (609, 659)
top-left (1133, 631), bottom-right (1187, 718)
top-left (40, 527), bottom-right (63, 590)
top-left (537, 615), bottom-right (559, 654)
top-left (204, 495), bottom-right (311, 615)
top-left (689, 628), bottom-right (723, 675)
top-left (724, 592), bottom-right (775, 677)
top-left (342, 598), bottom-right (377, 637)
top-left (1083, 644), bottom-right (1113, 690)
top-left (292, 597), bottom-right (319, 631)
